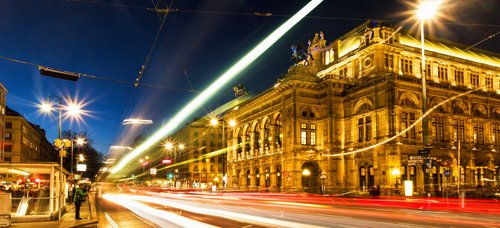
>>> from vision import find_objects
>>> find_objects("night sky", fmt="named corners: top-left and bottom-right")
top-left (1, 0), bottom-right (498, 155)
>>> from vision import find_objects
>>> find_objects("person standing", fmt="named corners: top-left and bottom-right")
top-left (74, 183), bottom-right (87, 220)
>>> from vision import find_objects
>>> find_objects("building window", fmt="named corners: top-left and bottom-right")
top-left (365, 117), bottom-right (371, 141)
top-left (310, 124), bottom-right (317, 146)
top-left (452, 119), bottom-right (465, 143)
top-left (492, 124), bottom-right (500, 147)
top-left (474, 122), bottom-right (484, 145)
top-left (470, 72), bottom-right (479, 87)
top-left (194, 131), bottom-right (198, 137)
top-left (202, 140), bottom-right (206, 146)
top-left (455, 69), bottom-right (464, 85)
top-left (438, 66), bottom-right (448, 81)
top-left (254, 122), bottom-right (261, 151)
top-left (5, 145), bottom-right (12, 152)
top-left (426, 63), bottom-right (432, 79)
top-left (486, 77), bottom-right (493, 90)
top-left (384, 54), bottom-right (394, 68)
top-left (301, 123), bottom-right (307, 145)
top-left (5, 133), bottom-right (12, 140)
top-left (5, 122), bottom-right (12, 129)
top-left (339, 67), bottom-right (348, 77)
top-left (358, 117), bottom-right (372, 142)
top-left (358, 118), bottom-right (364, 142)
top-left (22, 126), bottom-right (27, 134)
top-left (401, 58), bottom-right (413, 75)
top-left (400, 112), bottom-right (416, 139)
top-left (275, 115), bottom-right (282, 146)
top-left (193, 165), bottom-right (198, 171)
top-left (193, 139), bottom-right (199, 146)
top-left (431, 116), bottom-right (444, 142)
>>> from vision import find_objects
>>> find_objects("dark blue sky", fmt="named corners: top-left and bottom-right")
top-left (1, 0), bottom-right (498, 155)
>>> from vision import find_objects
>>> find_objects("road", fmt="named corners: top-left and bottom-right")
top-left (96, 184), bottom-right (500, 227)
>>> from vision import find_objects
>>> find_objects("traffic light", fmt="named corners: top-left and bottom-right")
top-left (168, 173), bottom-right (173, 179)
top-left (39, 66), bottom-right (80, 81)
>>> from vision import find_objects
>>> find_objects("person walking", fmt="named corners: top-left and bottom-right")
top-left (74, 183), bottom-right (87, 220)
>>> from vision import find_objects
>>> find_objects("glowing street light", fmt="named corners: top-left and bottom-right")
top-left (415, 0), bottom-right (441, 195)
top-left (110, 145), bottom-right (133, 150)
top-left (165, 142), bottom-right (174, 150)
top-left (210, 117), bottom-right (237, 178)
top-left (39, 95), bottom-right (85, 221)
top-left (122, 118), bottom-right (153, 125)
top-left (111, 0), bottom-right (324, 175)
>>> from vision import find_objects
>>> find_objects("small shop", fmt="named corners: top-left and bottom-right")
top-left (0, 162), bottom-right (67, 222)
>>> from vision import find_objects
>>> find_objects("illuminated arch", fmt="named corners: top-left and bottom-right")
top-left (353, 98), bottom-right (374, 115)
top-left (399, 92), bottom-right (420, 108)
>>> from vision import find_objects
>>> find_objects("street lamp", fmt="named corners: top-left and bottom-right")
top-left (210, 117), bottom-right (237, 178)
top-left (392, 168), bottom-right (401, 194)
top-left (122, 118), bottom-right (153, 125)
top-left (71, 137), bottom-right (86, 174)
top-left (39, 95), bottom-right (83, 221)
top-left (416, 0), bottom-right (440, 196)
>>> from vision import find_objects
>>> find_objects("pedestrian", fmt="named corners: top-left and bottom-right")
top-left (74, 183), bottom-right (87, 220)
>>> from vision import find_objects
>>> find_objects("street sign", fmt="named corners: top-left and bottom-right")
top-left (418, 149), bottom-right (430, 156)
top-left (408, 155), bottom-right (423, 165)
top-left (76, 164), bottom-right (87, 172)
top-left (443, 170), bottom-right (451, 177)
top-left (162, 159), bottom-right (172, 164)
top-left (150, 168), bottom-right (157, 175)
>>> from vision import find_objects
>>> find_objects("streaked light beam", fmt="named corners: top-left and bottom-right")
top-left (111, 0), bottom-right (323, 174)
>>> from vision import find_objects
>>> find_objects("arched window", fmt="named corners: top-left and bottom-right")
top-left (263, 119), bottom-right (270, 149)
top-left (255, 168), bottom-right (260, 187)
top-left (275, 114), bottom-right (282, 147)
top-left (254, 122), bottom-right (261, 152)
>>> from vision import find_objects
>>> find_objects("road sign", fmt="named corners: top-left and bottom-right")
top-left (150, 168), bottom-right (157, 175)
top-left (443, 170), bottom-right (451, 177)
top-left (162, 159), bottom-right (172, 164)
top-left (409, 155), bottom-right (423, 160)
top-left (418, 149), bottom-right (430, 156)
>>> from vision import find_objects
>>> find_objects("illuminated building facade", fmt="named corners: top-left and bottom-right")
top-left (225, 21), bottom-right (500, 195)
top-left (165, 118), bottom-right (225, 188)
top-left (0, 82), bottom-right (6, 161)
top-left (4, 107), bottom-right (57, 163)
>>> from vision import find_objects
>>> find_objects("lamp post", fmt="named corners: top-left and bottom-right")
top-left (392, 168), bottom-right (401, 195)
top-left (416, 0), bottom-right (440, 195)
top-left (40, 95), bottom-right (83, 221)
top-left (210, 117), bottom-right (237, 182)
top-left (71, 137), bottom-right (85, 174)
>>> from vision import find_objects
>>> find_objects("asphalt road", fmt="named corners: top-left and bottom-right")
top-left (96, 185), bottom-right (500, 227)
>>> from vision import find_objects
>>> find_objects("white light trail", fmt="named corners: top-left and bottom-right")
top-left (111, 0), bottom-right (324, 174)
top-left (103, 194), bottom-right (217, 228)
top-left (120, 194), bottom-right (325, 228)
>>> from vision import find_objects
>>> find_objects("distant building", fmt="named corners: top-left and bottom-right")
top-left (0, 82), bottom-right (6, 161)
top-left (164, 117), bottom-right (225, 188)
top-left (4, 106), bottom-right (57, 162)
top-left (224, 21), bottom-right (500, 194)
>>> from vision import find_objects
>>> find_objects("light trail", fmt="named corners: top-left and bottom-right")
top-left (116, 194), bottom-right (326, 228)
top-left (103, 194), bottom-right (218, 228)
top-left (324, 87), bottom-right (483, 157)
top-left (111, 0), bottom-right (324, 174)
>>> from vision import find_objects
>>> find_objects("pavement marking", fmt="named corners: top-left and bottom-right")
top-left (104, 211), bottom-right (120, 228)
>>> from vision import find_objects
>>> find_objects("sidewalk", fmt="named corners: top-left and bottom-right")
top-left (11, 193), bottom-right (98, 228)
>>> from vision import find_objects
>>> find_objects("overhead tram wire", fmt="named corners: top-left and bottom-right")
top-left (0, 54), bottom-right (197, 92)
top-left (465, 31), bottom-right (500, 51)
top-left (66, 0), bottom-right (500, 28)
